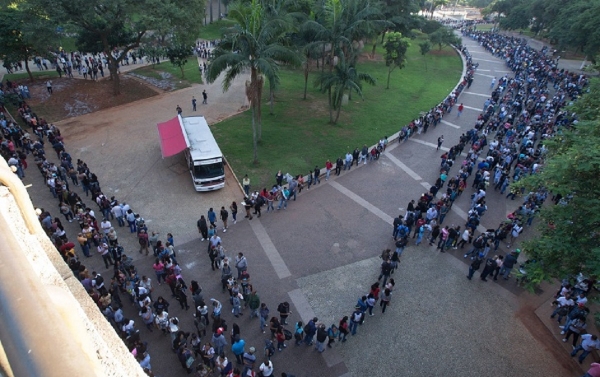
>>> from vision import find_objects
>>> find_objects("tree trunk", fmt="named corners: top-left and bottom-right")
top-left (333, 90), bottom-right (343, 124)
top-left (210, 0), bottom-right (214, 23)
top-left (251, 68), bottom-right (262, 141)
top-left (269, 87), bottom-right (274, 115)
top-left (371, 37), bottom-right (378, 59)
top-left (25, 59), bottom-right (33, 82)
top-left (108, 62), bottom-right (121, 96)
top-left (180, 65), bottom-right (185, 79)
top-left (381, 31), bottom-right (386, 44)
top-left (218, 0), bottom-right (221, 19)
top-left (386, 67), bottom-right (392, 89)
top-left (328, 88), bottom-right (333, 124)
top-left (303, 57), bottom-right (309, 100)
top-left (251, 104), bottom-right (258, 164)
top-left (320, 44), bottom-right (326, 90)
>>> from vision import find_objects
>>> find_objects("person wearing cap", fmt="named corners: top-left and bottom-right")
top-left (242, 347), bottom-right (256, 376)
top-left (211, 327), bottom-right (228, 356)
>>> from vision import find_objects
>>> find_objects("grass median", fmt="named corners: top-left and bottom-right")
top-left (211, 42), bottom-right (462, 190)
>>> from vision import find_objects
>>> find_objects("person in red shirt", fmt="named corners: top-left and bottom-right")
top-left (583, 362), bottom-right (600, 377)
top-left (457, 103), bottom-right (464, 117)
top-left (325, 160), bottom-right (333, 180)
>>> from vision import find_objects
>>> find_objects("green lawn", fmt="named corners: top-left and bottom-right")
top-left (212, 42), bottom-right (462, 189)
top-left (199, 19), bottom-right (236, 41)
top-left (4, 70), bottom-right (60, 82)
top-left (130, 58), bottom-right (203, 89)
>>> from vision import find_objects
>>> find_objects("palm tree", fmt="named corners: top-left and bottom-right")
top-left (205, 0), bottom-right (300, 163)
top-left (314, 51), bottom-right (376, 124)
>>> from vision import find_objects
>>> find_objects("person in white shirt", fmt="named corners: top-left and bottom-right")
top-left (112, 204), bottom-right (125, 227)
top-left (571, 334), bottom-right (600, 363)
top-left (576, 293), bottom-right (588, 306)
top-left (100, 219), bottom-right (112, 235)
top-left (259, 359), bottom-right (274, 376)
top-left (551, 294), bottom-right (574, 324)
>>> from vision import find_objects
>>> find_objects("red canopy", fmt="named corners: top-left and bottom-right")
top-left (157, 116), bottom-right (187, 158)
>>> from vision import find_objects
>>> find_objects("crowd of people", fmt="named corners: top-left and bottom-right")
top-left (1, 26), bottom-right (596, 377)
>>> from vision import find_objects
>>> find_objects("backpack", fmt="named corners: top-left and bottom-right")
top-left (283, 329), bottom-right (292, 340)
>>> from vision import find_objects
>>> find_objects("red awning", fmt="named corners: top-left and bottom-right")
top-left (157, 116), bottom-right (187, 158)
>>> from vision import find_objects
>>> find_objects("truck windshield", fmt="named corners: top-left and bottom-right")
top-left (193, 162), bottom-right (224, 179)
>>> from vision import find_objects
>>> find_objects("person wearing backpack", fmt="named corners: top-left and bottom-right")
top-left (303, 318), bottom-right (317, 345)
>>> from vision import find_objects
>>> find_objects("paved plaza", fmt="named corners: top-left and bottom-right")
top-left (22, 33), bottom-right (585, 376)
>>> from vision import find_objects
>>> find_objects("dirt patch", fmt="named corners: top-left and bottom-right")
top-left (18, 76), bottom-right (159, 123)
top-left (430, 49), bottom-right (457, 57)
top-left (127, 72), bottom-right (179, 91)
top-left (515, 304), bottom-right (582, 376)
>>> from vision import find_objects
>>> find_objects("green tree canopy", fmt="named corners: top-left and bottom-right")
top-left (206, 0), bottom-right (300, 163)
top-left (428, 26), bottom-right (459, 51)
top-left (517, 78), bottom-right (600, 288)
top-left (314, 51), bottom-right (376, 124)
top-left (34, 0), bottom-right (205, 94)
top-left (0, 5), bottom-right (58, 81)
top-left (383, 32), bottom-right (410, 89)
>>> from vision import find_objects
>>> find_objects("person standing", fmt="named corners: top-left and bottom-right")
top-left (220, 206), bottom-right (229, 232)
top-left (437, 135), bottom-right (444, 151)
top-left (490, 76), bottom-right (496, 89)
top-left (192, 97), bottom-right (197, 111)
top-left (176, 105), bottom-right (182, 115)
top-left (46, 80), bottom-right (53, 94)
top-left (335, 157), bottom-right (343, 176)
top-left (242, 175), bottom-right (250, 196)
top-left (325, 160), bottom-right (333, 180)
top-left (242, 347), bottom-right (256, 376)
top-left (277, 302), bottom-right (291, 325)
top-left (315, 324), bottom-right (327, 353)
top-left (379, 288), bottom-right (392, 313)
top-left (499, 251), bottom-right (518, 280)
top-left (479, 256), bottom-right (497, 281)
top-left (467, 257), bottom-right (482, 280)
top-left (197, 215), bottom-right (209, 241)
top-left (230, 201), bottom-right (238, 224)
top-left (303, 318), bottom-right (317, 345)
top-left (202, 90), bottom-right (208, 104)
top-left (259, 303), bottom-right (269, 333)
top-left (457, 103), bottom-right (464, 117)
top-left (208, 208), bottom-right (217, 229)
top-left (349, 308), bottom-right (363, 336)
top-left (235, 253), bottom-right (248, 279)
top-left (313, 166), bottom-right (321, 185)
top-left (571, 334), bottom-right (600, 364)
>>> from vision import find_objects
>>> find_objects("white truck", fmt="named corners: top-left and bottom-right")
top-left (157, 115), bottom-right (225, 191)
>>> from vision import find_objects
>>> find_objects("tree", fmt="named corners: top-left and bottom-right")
top-left (166, 45), bottom-right (190, 79)
top-left (516, 78), bottom-right (600, 289)
top-left (36, 0), bottom-right (204, 95)
top-left (419, 40), bottom-right (431, 71)
top-left (429, 27), bottom-right (459, 51)
top-left (383, 32), bottom-right (409, 89)
top-left (314, 51), bottom-right (376, 124)
top-left (206, 0), bottom-right (300, 163)
top-left (0, 6), bottom-right (58, 82)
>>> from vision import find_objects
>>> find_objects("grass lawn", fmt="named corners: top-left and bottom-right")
top-left (212, 41), bottom-right (462, 189)
top-left (130, 58), bottom-right (203, 90)
top-left (199, 19), bottom-right (236, 41)
top-left (473, 24), bottom-right (495, 31)
top-left (4, 70), bottom-right (60, 81)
